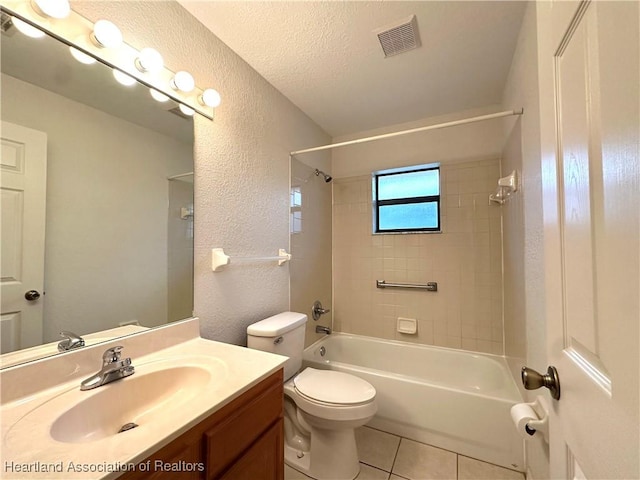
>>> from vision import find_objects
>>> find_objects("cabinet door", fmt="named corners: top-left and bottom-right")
top-left (205, 376), bottom-right (283, 479)
top-left (118, 437), bottom-right (203, 480)
top-left (219, 419), bottom-right (284, 480)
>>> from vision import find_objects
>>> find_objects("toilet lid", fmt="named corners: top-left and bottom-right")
top-left (293, 368), bottom-right (376, 405)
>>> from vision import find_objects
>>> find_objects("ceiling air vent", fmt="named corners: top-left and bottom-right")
top-left (374, 15), bottom-right (421, 58)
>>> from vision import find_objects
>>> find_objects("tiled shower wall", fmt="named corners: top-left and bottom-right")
top-left (333, 159), bottom-right (504, 355)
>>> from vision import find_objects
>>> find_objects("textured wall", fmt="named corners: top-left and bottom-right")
top-left (333, 159), bottom-right (504, 355)
top-left (500, 3), bottom-right (550, 479)
top-left (71, 1), bottom-right (330, 345)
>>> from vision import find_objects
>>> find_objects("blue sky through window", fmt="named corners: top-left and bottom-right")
top-left (374, 166), bottom-right (440, 232)
top-left (378, 169), bottom-right (439, 201)
top-left (379, 202), bottom-right (438, 230)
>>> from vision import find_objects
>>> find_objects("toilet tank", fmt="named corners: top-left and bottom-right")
top-left (247, 312), bottom-right (307, 380)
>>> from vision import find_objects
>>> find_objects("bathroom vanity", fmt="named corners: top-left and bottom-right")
top-left (0, 319), bottom-right (287, 479)
top-left (119, 369), bottom-right (284, 480)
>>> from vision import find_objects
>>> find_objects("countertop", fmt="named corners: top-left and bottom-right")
top-left (0, 319), bottom-right (286, 479)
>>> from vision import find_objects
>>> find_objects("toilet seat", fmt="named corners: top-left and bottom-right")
top-left (285, 368), bottom-right (377, 422)
top-left (293, 368), bottom-right (376, 406)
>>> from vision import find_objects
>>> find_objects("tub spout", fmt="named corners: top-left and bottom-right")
top-left (316, 325), bottom-right (331, 335)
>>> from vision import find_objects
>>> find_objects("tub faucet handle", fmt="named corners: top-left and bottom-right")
top-left (312, 300), bottom-right (330, 321)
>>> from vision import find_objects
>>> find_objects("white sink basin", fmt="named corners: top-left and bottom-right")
top-left (51, 366), bottom-right (210, 443)
top-left (5, 357), bottom-right (227, 446)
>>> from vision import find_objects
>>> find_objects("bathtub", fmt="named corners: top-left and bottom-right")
top-left (302, 333), bottom-right (524, 472)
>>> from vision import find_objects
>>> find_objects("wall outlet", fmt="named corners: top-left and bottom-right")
top-left (397, 317), bottom-right (417, 334)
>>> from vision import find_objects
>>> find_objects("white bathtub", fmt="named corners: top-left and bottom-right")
top-left (303, 333), bottom-right (524, 472)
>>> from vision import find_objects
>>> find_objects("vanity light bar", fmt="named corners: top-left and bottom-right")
top-left (1, 1), bottom-right (218, 120)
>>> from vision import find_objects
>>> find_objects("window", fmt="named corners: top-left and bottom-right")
top-left (290, 186), bottom-right (302, 234)
top-left (372, 165), bottom-right (440, 233)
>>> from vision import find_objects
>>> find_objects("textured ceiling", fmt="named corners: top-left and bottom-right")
top-left (178, 1), bottom-right (526, 137)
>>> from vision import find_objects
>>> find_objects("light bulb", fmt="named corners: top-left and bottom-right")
top-left (91, 20), bottom-right (122, 49)
top-left (135, 48), bottom-right (164, 74)
top-left (171, 71), bottom-right (195, 93)
top-left (69, 47), bottom-right (96, 65)
top-left (199, 88), bottom-right (221, 108)
top-left (31, 0), bottom-right (70, 19)
top-left (150, 89), bottom-right (169, 102)
top-left (12, 17), bottom-right (45, 38)
top-left (113, 69), bottom-right (136, 87)
top-left (178, 104), bottom-right (195, 116)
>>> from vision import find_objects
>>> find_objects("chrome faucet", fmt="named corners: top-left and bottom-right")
top-left (80, 346), bottom-right (135, 391)
top-left (315, 325), bottom-right (331, 335)
top-left (58, 331), bottom-right (85, 352)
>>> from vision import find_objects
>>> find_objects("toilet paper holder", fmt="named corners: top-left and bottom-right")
top-left (511, 398), bottom-right (549, 443)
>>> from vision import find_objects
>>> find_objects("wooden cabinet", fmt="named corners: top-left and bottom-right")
top-left (119, 370), bottom-right (284, 480)
top-left (219, 421), bottom-right (283, 480)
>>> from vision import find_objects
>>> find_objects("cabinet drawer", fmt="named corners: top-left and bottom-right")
top-left (205, 372), bottom-right (283, 479)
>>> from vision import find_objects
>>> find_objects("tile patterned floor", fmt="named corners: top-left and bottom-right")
top-left (284, 426), bottom-right (525, 480)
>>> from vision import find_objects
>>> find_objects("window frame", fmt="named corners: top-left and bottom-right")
top-left (372, 165), bottom-right (441, 234)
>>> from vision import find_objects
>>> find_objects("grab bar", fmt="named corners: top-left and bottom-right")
top-left (376, 280), bottom-right (438, 291)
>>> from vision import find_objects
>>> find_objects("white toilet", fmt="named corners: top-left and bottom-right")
top-left (247, 312), bottom-right (377, 480)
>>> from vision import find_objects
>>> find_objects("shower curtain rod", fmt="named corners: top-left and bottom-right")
top-left (290, 108), bottom-right (524, 156)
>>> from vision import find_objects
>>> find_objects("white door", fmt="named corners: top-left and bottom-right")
top-left (1, 121), bottom-right (47, 353)
top-left (541, 1), bottom-right (639, 478)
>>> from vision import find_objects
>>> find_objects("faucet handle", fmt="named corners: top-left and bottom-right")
top-left (57, 331), bottom-right (86, 352)
top-left (312, 300), bottom-right (331, 321)
top-left (102, 346), bottom-right (124, 365)
top-left (60, 331), bottom-right (82, 341)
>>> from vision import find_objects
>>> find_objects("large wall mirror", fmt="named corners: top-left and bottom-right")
top-left (0, 12), bottom-right (195, 368)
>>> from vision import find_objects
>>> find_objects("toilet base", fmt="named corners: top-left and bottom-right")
top-left (283, 428), bottom-right (360, 480)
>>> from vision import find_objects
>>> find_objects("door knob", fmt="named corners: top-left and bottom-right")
top-left (24, 290), bottom-right (41, 301)
top-left (521, 366), bottom-right (561, 400)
